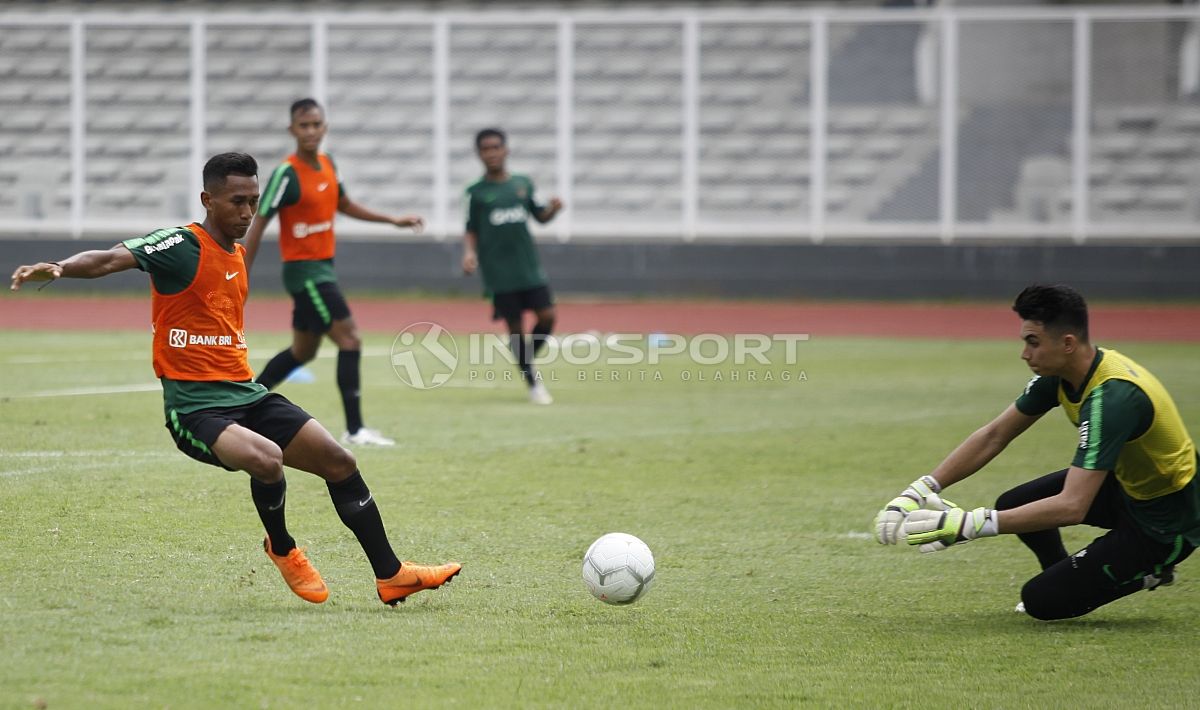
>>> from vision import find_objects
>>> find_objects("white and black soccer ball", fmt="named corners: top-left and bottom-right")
top-left (582, 532), bottom-right (655, 605)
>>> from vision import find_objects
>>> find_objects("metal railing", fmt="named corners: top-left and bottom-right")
top-left (0, 5), bottom-right (1197, 243)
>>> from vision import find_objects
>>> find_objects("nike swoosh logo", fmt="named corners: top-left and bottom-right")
top-left (358, 494), bottom-right (373, 507)
top-left (267, 493), bottom-right (286, 511)
top-left (225, 271), bottom-right (239, 280)
top-left (388, 579), bottom-right (426, 588)
top-left (317, 182), bottom-right (329, 191)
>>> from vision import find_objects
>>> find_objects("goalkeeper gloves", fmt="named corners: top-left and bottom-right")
top-left (873, 475), bottom-right (956, 545)
top-left (904, 507), bottom-right (999, 553)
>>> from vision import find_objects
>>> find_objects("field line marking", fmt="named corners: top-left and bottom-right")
top-left (9, 383), bottom-right (162, 398)
top-left (3, 351), bottom-right (146, 365)
top-left (0, 450), bottom-right (178, 458)
top-left (2, 346), bottom-right (393, 366)
top-left (0, 451), bottom-right (177, 477)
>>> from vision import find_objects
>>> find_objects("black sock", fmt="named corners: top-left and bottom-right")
top-left (257, 348), bottom-right (303, 390)
top-left (250, 478), bottom-right (295, 556)
top-left (327, 471), bottom-right (400, 579)
top-left (509, 332), bottom-right (535, 386)
top-left (531, 319), bottom-right (554, 357)
top-left (337, 350), bottom-right (364, 434)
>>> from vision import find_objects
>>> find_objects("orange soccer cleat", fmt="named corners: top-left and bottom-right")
top-left (263, 537), bottom-right (329, 604)
top-left (376, 561), bottom-right (462, 606)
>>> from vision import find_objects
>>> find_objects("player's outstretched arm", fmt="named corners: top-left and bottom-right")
top-left (987, 465), bottom-right (1106, 534)
top-left (535, 197), bottom-right (563, 224)
top-left (903, 466), bottom-right (1103, 553)
top-left (337, 194), bottom-right (424, 233)
top-left (10, 244), bottom-right (137, 291)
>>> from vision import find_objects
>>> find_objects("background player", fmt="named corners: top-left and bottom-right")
top-left (10, 152), bottom-right (460, 606)
top-left (874, 284), bottom-right (1197, 620)
top-left (244, 98), bottom-right (424, 446)
top-left (462, 127), bottom-right (563, 405)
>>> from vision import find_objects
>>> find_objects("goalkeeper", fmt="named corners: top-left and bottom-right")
top-left (874, 284), bottom-right (1198, 620)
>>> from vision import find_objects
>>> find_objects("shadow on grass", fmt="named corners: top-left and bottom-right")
top-left (957, 611), bottom-right (1174, 633)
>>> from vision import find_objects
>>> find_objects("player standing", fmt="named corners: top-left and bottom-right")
top-left (874, 284), bottom-right (1197, 620)
top-left (11, 153), bottom-right (460, 606)
top-left (244, 98), bottom-right (424, 446)
top-left (461, 128), bottom-right (563, 404)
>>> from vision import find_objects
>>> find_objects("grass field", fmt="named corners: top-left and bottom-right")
top-left (2, 329), bottom-right (1199, 708)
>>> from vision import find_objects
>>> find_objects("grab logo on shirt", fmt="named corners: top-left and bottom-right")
top-left (1078, 420), bottom-right (1090, 449)
top-left (293, 221), bottom-right (333, 239)
top-left (488, 205), bottom-right (528, 226)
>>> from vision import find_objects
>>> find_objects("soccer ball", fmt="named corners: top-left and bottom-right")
top-left (581, 532), bottom-right (655, 605)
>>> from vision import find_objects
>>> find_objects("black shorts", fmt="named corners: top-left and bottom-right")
top-left (291, 281), bottom-right (352, 333)
top-left (492, 285), bottom-right (554, 323)
top-left (1000, 470), bottom-right (1196, 619)
top-left (166, 393), bottom-right (313, 471)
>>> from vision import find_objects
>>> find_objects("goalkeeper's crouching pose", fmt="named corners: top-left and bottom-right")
top-left (873, 285), bottom-right (1198, 620)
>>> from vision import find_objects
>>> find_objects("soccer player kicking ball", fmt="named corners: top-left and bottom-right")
top-left (244, 98), bottom-right (425, 447)
top-left (874, 284), bottom-right (1197, 620)
top-left (10, 153), bottom-right (460, 606)
top-left (462, 128), bottom-right (563, 405)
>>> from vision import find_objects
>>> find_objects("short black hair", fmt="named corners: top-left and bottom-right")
top-left (202, 152), bottom-right (258, 192)
top-left (475, 127), bottom-right (506, 148)
top-left (1012, 284), bottom-right (1089, 342)
top-left (290, 97), bottom-right (323, 120)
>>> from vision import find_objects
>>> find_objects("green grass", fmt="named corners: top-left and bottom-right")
top-left (1, 330), bottom-right (1198, 708)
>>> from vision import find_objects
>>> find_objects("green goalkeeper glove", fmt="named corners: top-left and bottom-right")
top-left (873, 475), bottom-right (956, 545)
top-left (904, 507), bottom-right (999, 553)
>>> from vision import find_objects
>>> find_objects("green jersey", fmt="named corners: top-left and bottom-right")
top-left (464, 174), bottom-right (548, 296)
top-left (122, 227), bottom-right (269, 416)
top-left (1016, 349), bottom-right (1200, 544)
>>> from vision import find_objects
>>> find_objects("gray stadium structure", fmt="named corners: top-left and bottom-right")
top-left (2, 0), bottom-right (1198, 298)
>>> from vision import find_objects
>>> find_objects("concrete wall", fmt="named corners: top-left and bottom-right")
top-left (6, 239), bottom-right (1199, 300)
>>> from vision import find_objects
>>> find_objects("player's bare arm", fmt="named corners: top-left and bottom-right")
top-left (242, 212), bottom-right (274, 273)
top-left (10, 244), bottom-right (138, 291)
top-left (462, 230), bottom-right (479, 274)
top-left (337, 194), bottom-right (424, 233)
top-left (995, 465), bottom-right (1107, 533)
top-left (927, 403), bottom-right (1043, 489)
top-left (535, 197), bottom-right (563, 223)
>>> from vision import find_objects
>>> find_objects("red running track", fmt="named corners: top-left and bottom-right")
top-left (3, 296), bottom-right (1199, 341)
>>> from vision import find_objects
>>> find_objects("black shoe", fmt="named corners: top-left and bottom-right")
top-left (1144, 565), bottom-right (1175, 591)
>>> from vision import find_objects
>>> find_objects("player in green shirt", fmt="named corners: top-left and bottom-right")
top-left (11, 153), bottom-right (461, 606)
top-left (462, 128), bottom-right (563, 404)
top-left (874, 285), bottom-right (1198, 620)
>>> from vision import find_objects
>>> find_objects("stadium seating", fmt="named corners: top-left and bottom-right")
top-left (1003, 103), bottom-right (1200, 224)
top-left (0, 8), bottom-right (1195, 232)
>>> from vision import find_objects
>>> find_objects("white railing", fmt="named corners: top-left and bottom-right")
top-left (0, 5), bottom-right (1198, 243)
